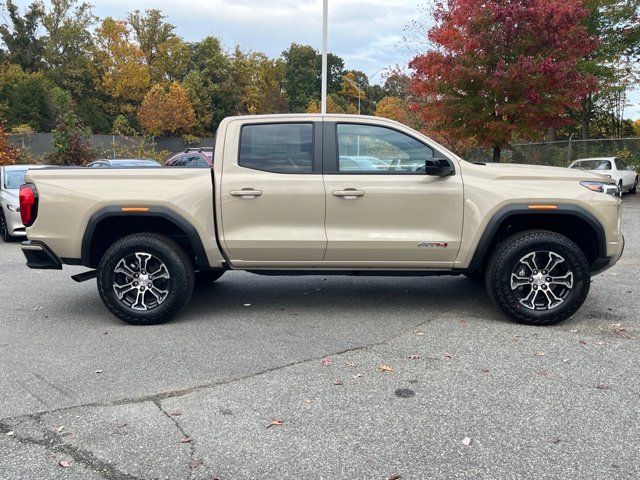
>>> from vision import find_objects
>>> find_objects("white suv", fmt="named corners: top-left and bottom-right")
top-left (569, 157), bottom-right (638, 195)
top-left (0, 165), bottom-right (48, 241)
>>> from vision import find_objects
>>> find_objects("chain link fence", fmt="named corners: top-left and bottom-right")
top-left (466, 137), bottom-right (640, 169)
top-left (8, 133), bottom-right (215, 163)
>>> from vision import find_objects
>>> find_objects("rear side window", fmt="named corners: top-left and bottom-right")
top-left (239, 123), bottom-right (313, 173)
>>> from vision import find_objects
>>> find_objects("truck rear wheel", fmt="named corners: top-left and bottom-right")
top-left (485, 230), bottom-right (590, 326)
top-left (97, 233), bottom-right (195, 325)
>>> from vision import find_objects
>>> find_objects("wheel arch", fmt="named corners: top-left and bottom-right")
top-left (466, 204), bottom-right (606, 273)
top-left (81, 206), bottom-right (209, 270)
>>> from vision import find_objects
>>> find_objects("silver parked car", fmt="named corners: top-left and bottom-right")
top-left (0, 165), bottom-right (49, 241)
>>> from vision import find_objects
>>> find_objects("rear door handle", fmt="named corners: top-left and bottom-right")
top-left (230, 189), bottom-right (263, 198)
top-left (333, 189), bottom-right (365, 199)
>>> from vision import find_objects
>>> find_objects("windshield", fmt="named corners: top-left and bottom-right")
top-left (571, 160), bottom-right (611, 171)
top-left (4, 169), bottom-right (27, 189)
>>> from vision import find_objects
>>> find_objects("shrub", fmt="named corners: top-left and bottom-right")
top-left (45, 112), bottom-right (95, 166)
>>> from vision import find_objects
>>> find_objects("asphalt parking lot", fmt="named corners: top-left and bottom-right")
top-left (0, 195), bottom-right (638, 480)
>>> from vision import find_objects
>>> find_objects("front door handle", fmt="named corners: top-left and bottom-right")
top-left (230, 188), bottom-right (263, 198)
top-left (333, 188), bottom-right (365, 199)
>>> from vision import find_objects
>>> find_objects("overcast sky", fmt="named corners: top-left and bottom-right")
top-left (11, 0), bottom-right (640, 119)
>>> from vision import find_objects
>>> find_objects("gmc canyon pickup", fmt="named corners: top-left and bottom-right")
top-left (19, 114), bottom-right (624, 326)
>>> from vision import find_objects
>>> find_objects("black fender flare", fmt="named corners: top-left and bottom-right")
top-left (81, 206), bottom-right (210, 270)
top-left (463, 204), bottom-right (607, 272)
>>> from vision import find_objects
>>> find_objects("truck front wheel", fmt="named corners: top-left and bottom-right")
top-left (97, 233), bottom-right (195, 325)
top-left (485, 230), bottom-right (590, 326)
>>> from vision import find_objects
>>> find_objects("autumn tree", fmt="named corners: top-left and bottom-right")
top-left (93, 17), bottom-right (151, 114)
top-left (375, 97), bottom-right (412, 125)
top-left (0, 123), bottom-right (18, 166)
top-left (138, 82), bottom-right (195, 136)
top-left (410, 0), bottom-right (598, 162)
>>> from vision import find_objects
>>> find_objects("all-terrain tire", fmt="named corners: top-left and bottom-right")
top-left (97, 233), bottom-right (195, 325)
top-left (485, 230), bottom-right (590, 326)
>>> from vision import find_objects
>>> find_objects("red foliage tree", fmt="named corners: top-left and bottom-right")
top-left (409, 0), bottom-right (599, 161)
top-left (0, 123), bottom-right (17, 166)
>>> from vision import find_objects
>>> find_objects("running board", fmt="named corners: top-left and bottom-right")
top-left (71, 270), bottom-right (98, 283)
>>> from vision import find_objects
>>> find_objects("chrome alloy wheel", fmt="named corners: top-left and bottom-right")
top-left (510, 251), bottom-right (574, 311)
top-left (112, 252), bottom-right (171, 311)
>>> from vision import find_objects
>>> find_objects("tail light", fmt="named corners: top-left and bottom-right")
top-left (19, 184), bottom-right (38, 227)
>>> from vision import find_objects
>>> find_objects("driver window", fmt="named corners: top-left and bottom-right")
top-left (337, 124), bottom-right (434, 174)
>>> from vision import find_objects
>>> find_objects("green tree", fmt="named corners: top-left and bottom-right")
top-left (152, 36), bottom-right (191, 83)
top-left (182, 70), bottom-right (213, 135)
top-left (578, 1), bottom-right (640, 140)
top-left (41, 0), bottom-right (96, 95)
top-left (282, 43), bottom-right (319, 112)
top-left (128, 9), bottom-right (176, 66)
top-left (0, 64), bottom-right (55, 131)
top-left (0, 0), bottom-right (44, 71)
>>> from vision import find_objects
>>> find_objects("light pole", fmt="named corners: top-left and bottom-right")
top-left (341, 75), bottom-right (363, 115)
top-left (321, 0), bottom-right (328, 114)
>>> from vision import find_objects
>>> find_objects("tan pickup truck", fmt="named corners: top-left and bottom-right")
top-left (19, 114), bottom-right (624, 326)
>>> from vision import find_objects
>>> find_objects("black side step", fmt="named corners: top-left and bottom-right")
top-left (71, 270), bottom-right (98, 283)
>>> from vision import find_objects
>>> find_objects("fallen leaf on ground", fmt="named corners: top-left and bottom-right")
top-left (266, 419), bottom-right (284, 428)
top-left (190, 459), bottom-right (203, 469)
top-left (462, 437), bottom-right (472, 446)
top-left (596, 384), bottom-right (610, 390)
top-left (444, 352), bottom-right (454, 359)
top-left (388, 475), bottom-right (401, 480)
top-left (321, 357), bottom-right (332, 366)
top-left (58, 460), bottom-right (71, 468)
top-left (407, 354), bottom-right (421, 360)
top-left (579, 340), bottom-right (587, 345)
top-left (180, 436), bottom-right (192, 443)
top-left (536, 370), bottom-right (549, 377)
top-left (552, 437), bottom-right (561, 444)
top-left (334, 379), bottom-right (344, 385)
top-left (304, 399), bottom-right (312, 404)
top-left (481, 368), bottom-right (490, 374)
top-left (170, 410), bottom-right (182, 416)
top-left (351, 373), bottom-right (363, 379)
top-left (378, 365), bottom-right (395, 373)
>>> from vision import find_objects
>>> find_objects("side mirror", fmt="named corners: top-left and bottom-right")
top-left (424, 158), bottom-right (454, 177)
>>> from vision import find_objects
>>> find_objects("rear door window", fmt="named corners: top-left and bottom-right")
top-left (239, 123), bottom-right (313, 174)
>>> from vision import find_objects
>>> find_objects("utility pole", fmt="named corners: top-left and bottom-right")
top-left (321, 0), bottom-right (328, 114)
